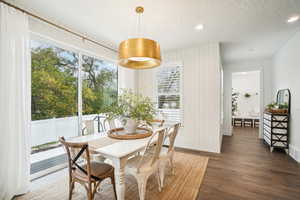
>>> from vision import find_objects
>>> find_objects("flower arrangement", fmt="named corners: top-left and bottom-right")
top-left (105, 89), bottom-right (157, 133)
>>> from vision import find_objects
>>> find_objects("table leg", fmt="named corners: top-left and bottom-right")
top-left (112, 157), bottom-right (127, 200)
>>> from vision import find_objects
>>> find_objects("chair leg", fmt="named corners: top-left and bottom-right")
top-left (87, 182), bottom-right (93, 200)
top-left (69, 180), bottom-right (75, 200)
top-left (92, 181), bottom-right (101, 199)
top-left (111, 173), bottom-right (117, 200)
top-left (169, 154), bottom-right (175, 175)
top-left (88, 190), bottom-right (93, 200)
top-left (156, 170), bottom-right (162, 192)
top-left (137, 175), bottom-right (148, 200)
top-left (159, 161), bottom-right (167, 188)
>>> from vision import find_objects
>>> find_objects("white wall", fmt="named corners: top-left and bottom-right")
top-left (223, 59), bottom-right (273, 137)
top-left (29, 18), bottom-right (137, 91)
top-left (118, 67), bottom-right (137, 92)
top-left (232, 71), bottom-right (260, 116)
top-left (138, 43), bottom-right (223, 153)
top-left (272, 30), bottom-right (300, 162)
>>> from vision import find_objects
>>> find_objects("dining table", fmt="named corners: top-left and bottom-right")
top-left (68, 122), bottom-right (175, 200)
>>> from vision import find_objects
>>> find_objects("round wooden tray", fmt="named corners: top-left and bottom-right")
top-left (107, 127), bottom-right (153, 140)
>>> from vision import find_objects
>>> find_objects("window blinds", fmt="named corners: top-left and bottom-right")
top-left (157, 65), bottom-right (182, 122)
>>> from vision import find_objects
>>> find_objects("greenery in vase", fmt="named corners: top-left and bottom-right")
top-left (104, 89), bottom-right (157, 124)
top-left (266, 102), bottom-right (288, 110)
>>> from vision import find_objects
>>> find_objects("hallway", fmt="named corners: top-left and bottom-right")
top-left (197, 127), bottom-right (300, 200)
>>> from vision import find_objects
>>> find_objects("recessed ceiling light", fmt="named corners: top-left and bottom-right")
top-left (195, 24), bottom-right (204, 30)
top-left (287, 16), bottom-right (299, 23)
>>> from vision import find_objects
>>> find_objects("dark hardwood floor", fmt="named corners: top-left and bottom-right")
top-left (195, 127), bottom-right (300, 200)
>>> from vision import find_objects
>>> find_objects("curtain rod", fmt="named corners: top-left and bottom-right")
top-left (0, 0), bottom-right (118, 53)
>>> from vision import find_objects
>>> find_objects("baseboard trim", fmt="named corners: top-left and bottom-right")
top-left (289, 144), bottom-right (300, 163)
top-left (174, 146), bottom-right (219, 155)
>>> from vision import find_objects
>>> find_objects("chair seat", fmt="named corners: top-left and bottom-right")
top-left (74, 161), bottom-right (113, 181)
top-left (126, 155), bottom-right (157, 173)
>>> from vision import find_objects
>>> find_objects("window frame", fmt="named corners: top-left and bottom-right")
top-left (155, 62), bottom-right (184, 124)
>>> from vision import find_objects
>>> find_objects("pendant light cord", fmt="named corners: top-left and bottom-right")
top-left (137, 12), bottom-right (142, 37)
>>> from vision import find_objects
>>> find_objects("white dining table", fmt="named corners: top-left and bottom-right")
top-left (68, 123), bottom-right (174, 200)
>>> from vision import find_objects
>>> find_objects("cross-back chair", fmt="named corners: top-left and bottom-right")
top-left (59, 137), bottom-right (117, 200)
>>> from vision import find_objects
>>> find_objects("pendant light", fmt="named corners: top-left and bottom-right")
top-left (118, 6), bottom-right (161, 69)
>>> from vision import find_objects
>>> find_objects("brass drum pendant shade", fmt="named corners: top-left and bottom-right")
top-left (118, 38), bottom-right (161, 69)
top-left (118, 7), bottom-right (161, 69)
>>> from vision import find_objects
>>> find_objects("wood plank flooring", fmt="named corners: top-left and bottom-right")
top-left (194, 127), bottom-right (300, 200)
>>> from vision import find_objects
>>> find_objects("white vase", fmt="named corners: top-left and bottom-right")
top-left (124, 119), bottom-right (138, 134)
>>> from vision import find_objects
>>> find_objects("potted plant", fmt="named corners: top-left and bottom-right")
top-left (265, 102), bottom-right (288, 114)
top-left (105, 89), bottom-right (156, 134)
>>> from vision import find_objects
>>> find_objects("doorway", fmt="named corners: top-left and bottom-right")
top-left (231, 71), bottom-right (261, 137)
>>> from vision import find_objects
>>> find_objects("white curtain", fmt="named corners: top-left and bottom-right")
top-left (0, 3), bottom-right (31, 200)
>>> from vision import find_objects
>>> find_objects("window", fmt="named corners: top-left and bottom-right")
top-left (30, 38), bottom-right (118, 177)
top-left (157, 65), bottom-right (182, 122)
top-left (31, 40), bottom-right (79, 149)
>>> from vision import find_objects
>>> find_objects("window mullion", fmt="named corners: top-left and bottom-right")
top-left (78, 53), bottom-right (83, 136)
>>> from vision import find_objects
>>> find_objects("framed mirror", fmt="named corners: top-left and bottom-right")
top-left (276, 89), bottom-right (291, 114)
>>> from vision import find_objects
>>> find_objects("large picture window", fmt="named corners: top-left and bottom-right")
top-left (30, 38), bottom-right (118, 177)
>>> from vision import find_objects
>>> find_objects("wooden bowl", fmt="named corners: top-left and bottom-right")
top-left (107, 127), bottom-right (153, 140)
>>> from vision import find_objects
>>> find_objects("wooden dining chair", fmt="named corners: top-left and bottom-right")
top-left (59, 137), bottom-right (117, 200)
top-left (125, 128), bottom-right (166, 200)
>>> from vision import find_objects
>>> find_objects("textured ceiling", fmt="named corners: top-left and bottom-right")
top-left (6, 0), bottom-right (300, 64)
